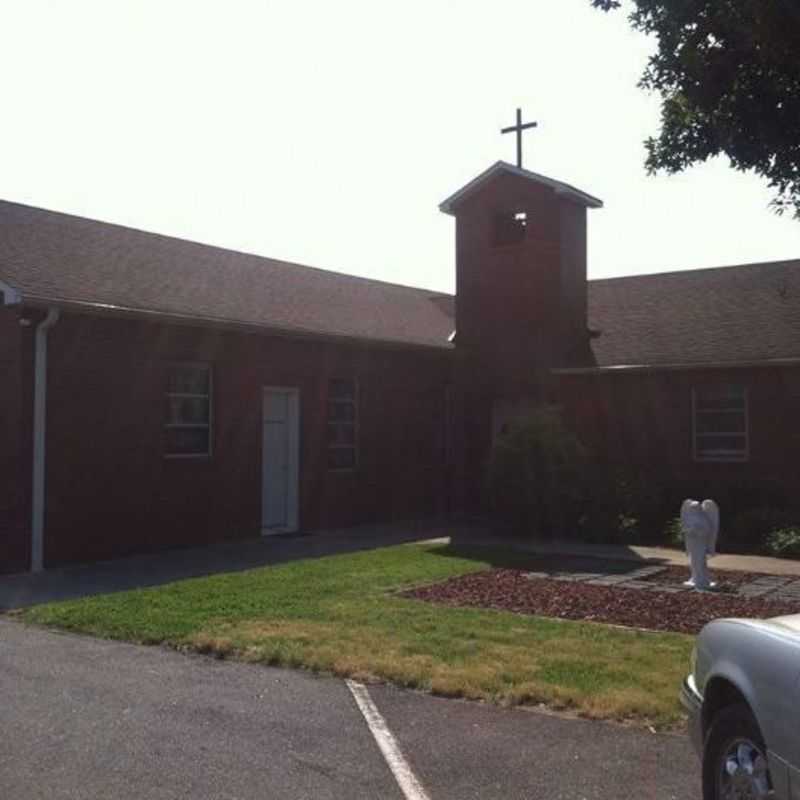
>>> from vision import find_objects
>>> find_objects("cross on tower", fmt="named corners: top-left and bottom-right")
top-left (501, 108), bottom-right (538, 169)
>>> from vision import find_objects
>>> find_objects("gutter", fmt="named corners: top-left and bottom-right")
top-left (31, 307), bottom-right (60, 572)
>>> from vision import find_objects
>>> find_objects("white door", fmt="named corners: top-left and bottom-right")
top-left (262, 387), bottom-right (300, 534)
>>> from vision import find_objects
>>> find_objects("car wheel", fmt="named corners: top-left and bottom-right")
top-left (702, 703), bottom-right (774, 799)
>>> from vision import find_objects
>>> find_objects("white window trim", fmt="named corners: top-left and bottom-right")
top-left (327, 377), bottom-right (358, 472)
top-left (691, 386), bottom-right (749, 463)
top-left (164, 362), bottom-right (213, 459)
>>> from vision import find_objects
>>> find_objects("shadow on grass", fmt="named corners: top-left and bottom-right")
top-left (429, 536), bottom-right (665, 577)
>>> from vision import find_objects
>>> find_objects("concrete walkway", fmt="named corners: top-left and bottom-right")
top-left (459, 535), bottom-right (800, 577)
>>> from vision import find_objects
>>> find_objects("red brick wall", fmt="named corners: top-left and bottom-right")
top-left (0, 306), bottom-right (33, 573)
top-left (41, 312), bottom-right (454, 567)
top-left (446, 172), bottom-right (597, 514)
top-left (453, 171), bottom-right (592, 401)
top-left (557, 366), bottom-right (800, 497)
top-left (10, 302), bottom-right (797, 572)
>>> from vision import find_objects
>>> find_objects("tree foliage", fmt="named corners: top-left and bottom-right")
top-left (592, 0), bottom-right (800, 217)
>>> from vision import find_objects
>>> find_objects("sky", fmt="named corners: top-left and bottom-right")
top-left (2, 0), bottom-right (800, 294)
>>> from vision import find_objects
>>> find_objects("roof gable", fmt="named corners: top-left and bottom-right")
top-left (439, 161), bottom-right (603, 215)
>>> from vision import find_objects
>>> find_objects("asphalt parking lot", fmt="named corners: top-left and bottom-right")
top-left (0, 619), bottom-right (700, 799)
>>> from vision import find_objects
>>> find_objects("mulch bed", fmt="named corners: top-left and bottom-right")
top-left (403, 569), bottom-right (800, 635)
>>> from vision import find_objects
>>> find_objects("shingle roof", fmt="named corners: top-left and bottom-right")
top-left (587, 261), bottom-right (800, 368)
top-left (0, 200), bottom-right (455, 350)
top-left (1, 199), bottom-right (798, 368)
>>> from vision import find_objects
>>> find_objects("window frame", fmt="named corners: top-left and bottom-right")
top-left (691, 385), bottom-right (749, 463)
top-left (326, 377), bottom-right (358, 472)
top-left (164, 361), bottom-right (213, 459)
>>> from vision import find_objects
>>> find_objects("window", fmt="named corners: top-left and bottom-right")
top-left (692, 385), bottom-right (748, 462)
top-left (165, 363), bottom-right (212, 457)
top-left (327, 378), bottom-right (357, 470)
top-left (493, 210), bottom-right (527, 246)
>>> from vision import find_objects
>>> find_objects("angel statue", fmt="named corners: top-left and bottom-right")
top-left (680, 499), bottom-right (719, 590)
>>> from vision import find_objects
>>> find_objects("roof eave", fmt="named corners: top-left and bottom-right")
top-left (20, 293), bottom-right (455, 354)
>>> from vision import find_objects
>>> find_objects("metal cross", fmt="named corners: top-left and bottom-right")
top-left (501, 108), bottom-right (538, 169)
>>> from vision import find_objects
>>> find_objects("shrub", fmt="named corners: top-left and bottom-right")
top-left (765, 528), bottom-right (800, 559)
top-left (486, 406), bottom-right (589, 537)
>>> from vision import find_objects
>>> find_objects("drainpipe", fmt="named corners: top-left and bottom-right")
top-left (31, 307), bottom-right (60, 572)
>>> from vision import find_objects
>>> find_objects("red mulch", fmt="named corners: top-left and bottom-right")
top-left (403, 569), bottom-right (800, 635)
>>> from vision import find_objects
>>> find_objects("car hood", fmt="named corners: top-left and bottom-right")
top-left (765, 614), bottom-right (800, 635)
top-left (711, 614), bottom-right (800, 639)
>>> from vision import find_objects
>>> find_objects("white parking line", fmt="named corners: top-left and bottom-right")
top-left (346, 679), bottom-right (432, 800)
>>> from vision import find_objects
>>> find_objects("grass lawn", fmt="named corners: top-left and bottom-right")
top-left (18, 542), bottom-right (693, 728)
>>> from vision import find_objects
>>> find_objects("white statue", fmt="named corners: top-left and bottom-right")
top-left (680, 499), bottom-right (719, 590)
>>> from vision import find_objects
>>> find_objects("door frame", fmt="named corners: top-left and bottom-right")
top-left (261, 386), bottom-right (300, 535)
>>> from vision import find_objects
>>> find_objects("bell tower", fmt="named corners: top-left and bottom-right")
top-left (440, 161), bottom-right (602, 400)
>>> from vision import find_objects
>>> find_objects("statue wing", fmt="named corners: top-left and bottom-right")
top-left (680, 499), bottom-right (695, 528)
top-left (702, 499), bottom-right (719, 555)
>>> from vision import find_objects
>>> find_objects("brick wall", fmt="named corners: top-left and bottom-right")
top-left (454, 171), bottom-right (592, 402)
top-left (40, 312), bottom-right (454, 567)
top-left (0, 306), bottom-right (33, 573)
top-left (557, 366), bottom-right (800, 498)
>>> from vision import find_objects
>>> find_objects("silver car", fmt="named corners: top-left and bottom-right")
top-left (682, 614), bottom-right (800, 799)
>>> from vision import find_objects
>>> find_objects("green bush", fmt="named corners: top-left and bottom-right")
top-left (486, 406), bottom-right (589, 537)
top-left (765, 528), bottom-right (800, 559)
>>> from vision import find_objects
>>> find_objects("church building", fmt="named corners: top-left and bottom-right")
top-left (2, 159), bottom-right (799, 573)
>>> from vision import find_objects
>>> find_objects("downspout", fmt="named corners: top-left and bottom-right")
top-left (31, 307), bottom-right (60, 572)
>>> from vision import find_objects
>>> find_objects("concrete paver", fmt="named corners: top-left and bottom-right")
top-left (487, 536), bottom-right (800, 576)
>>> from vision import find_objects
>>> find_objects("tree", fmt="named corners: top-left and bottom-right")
top-left (592, 0), bottom-right (800, 217)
